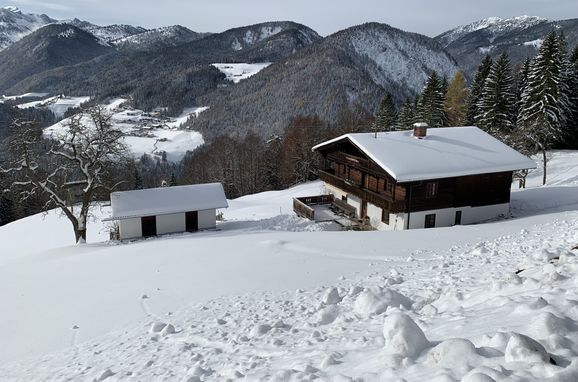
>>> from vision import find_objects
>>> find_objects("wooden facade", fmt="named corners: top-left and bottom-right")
top-left (316, 140), bottom-right (513, 216)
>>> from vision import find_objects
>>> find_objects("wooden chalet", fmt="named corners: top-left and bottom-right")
top-left (303, 124), bottom-right (536, 230)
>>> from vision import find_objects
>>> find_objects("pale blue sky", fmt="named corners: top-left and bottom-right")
top-left (2, 0), bottom-right (577, 36)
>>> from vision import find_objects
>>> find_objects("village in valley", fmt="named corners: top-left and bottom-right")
top-left (0, 2), bottom-right (578, 381)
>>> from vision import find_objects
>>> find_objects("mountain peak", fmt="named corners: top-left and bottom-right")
top-left (2, 6), bottom-right (21, 13)
top-left (436, 15), bottom-right (547, 47)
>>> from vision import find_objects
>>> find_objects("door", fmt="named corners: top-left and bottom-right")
top-left (424, 214), bottom-right (436, 228)
top-left (454, 211), bottom-right (462, 225)
top-left (361, 201), bottom-right (368, 219)
top-left (141, 216), bottom-right (157, 237)
top-left (186, 211), bottom-right (199, 232)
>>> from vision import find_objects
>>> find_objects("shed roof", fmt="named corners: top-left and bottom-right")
top-left (108, 183), bottom-right (228, 221)
top-left (312, 126), bottom-right (536, 182)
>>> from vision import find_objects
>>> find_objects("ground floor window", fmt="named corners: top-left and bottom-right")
top-left (382, 208), bottom-right (390, 224)
top-left (424, 214), bottom-right (436, 228)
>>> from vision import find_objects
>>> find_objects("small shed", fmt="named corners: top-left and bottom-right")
top-left (106, 183), bottom-right (228, 240)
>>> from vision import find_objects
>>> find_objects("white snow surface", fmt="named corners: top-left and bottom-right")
top-left (313, 127), bottom-right (536, 182)
top-left (0, 7), bottom-right (55, 51)
top-left (16, 95), bottom-right (90, 117)
top-left (44, 99), bottom-right (206, 162)
top-left (110, 183), bottom-right (228, 220)
top-left (0, 152), bottom-right (578, 381)
top-left (212, 63), bottom-right (271, 83)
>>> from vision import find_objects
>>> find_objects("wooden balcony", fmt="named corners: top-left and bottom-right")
top-left (318, 170), bottom-right (406, 213)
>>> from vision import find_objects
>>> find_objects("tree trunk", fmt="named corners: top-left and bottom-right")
top-left (542, 149), bottom-right (547, 186)
top-left (75, 229), bottom-right (87, 244)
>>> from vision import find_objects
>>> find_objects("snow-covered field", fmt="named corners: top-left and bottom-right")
top-left (16, 95), bottom-right (90, 117)
top-left (0, 152), bottom-right (577, 381)
top-left (45, 99), bottom-right (206, 162)
top-left (212, 63), bottom-right (271, 83)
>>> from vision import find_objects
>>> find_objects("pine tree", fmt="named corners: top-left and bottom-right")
top-left (417, 71), bottom-right (447, 127)
top-left (444, 70), bottom-right (468, 126)
top-left (396, 100), bottom-right (415, 130)
top-left (169, 173), bottom-right (177, 186)
top-left (374, 93), bottom-right (398, 131)
top-left (476, 53), bottom-right (515, 140)
top-left (133, 168), bottom-right (143, 190)
top-left (466, 55), bottom-right (493, 125)
top-left (518, 32), bottom-right (572, 185)
top-left (514, 58), bottom-right (531, 123)
top-left (567, 45), bottom-right (578, 147)
top-left (0, 195), bottom-right (15, 226)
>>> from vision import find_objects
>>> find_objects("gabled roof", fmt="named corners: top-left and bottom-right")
top-left (312, 127), bottom-right (536, 182)
top-left (108, 183), bottom-right (228, 221)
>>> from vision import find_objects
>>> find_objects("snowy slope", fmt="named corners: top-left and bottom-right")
top-left (44, 99), bottom-right (206, 161)
top-left (0, 152), bottom-right (577, 381)
top-left (0, 6), bottom-right (55, 51)
top-left (436, 15), bottom-right (547, 48)
top-left (211, 63), bottom-right (271, 83)
top-left (16, 95), bottom-right (90, 117)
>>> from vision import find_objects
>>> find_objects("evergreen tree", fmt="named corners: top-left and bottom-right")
top-left (466, 55), bottom-right (493, 125)
top-left (567, 45), bottom-right (578, 147)
top-left (476, 53), bottom-right (515, 140)
top-left (514, 58), bottom-right (531, 123)
top-left (374, 93), bottom-right (398, 131)
top-left (417, 71), bottom-right (447, 127)
top-left (518, 32), bottom-right (572, 185)
top-left (133, 168), bottom-right (143, 190)
top-left (0, 195), bottom-right (15, 226)
top-left (169, 173), bottom-right (177, 186)
top-left (444, 70), bottom-right (468, 126)
top-left (396, 100), bottom-right (415, 130)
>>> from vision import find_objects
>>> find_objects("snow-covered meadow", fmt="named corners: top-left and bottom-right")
top-left (0, 152), bottom-right (577, 381)
top-left (44, 98), bottom-right (207, 162)
top-left (212, 63), bottom-right (271, 83)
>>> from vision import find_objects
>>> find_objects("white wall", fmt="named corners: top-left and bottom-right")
top-left (392, 203), bottom-right (510, 230)
top-left (198, 209), bottom-right (216, 229)
top-left (119, 218), bottom-right (141, 240)
top-left (156, 213), bottom-right (185, 235)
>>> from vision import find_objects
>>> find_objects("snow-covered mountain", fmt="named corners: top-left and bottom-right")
top-left (192, 22), bottom-right (458, 138)
top-left (435, 16), bottom-right (578, 78)
top-left (436, 15), bottom-right (547, 48)
top-left (112, 25), bottom-right (206, 51)
top-left (65, 18), bottom-right (147, 44)
top-left (0, 6), bottom-right (55, 51)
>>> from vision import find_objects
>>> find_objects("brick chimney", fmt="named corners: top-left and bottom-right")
top-left (413, 122), bottom-right (428, 139)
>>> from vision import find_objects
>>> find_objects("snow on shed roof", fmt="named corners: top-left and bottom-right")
top-left (312, 126), bottom-right (536, 182)
top-left (108, 183), bottom-right (228, 220)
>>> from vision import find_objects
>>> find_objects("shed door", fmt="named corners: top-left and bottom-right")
top-left (186, 211), bottom-right (199, 232)
top-left (424, 214), bottom-right (436, 229)
top-left (141, 216), bottom-right (157, 238)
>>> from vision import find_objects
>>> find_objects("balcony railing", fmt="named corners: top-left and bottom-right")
top-left (318, 170), bottom-right (406, 213)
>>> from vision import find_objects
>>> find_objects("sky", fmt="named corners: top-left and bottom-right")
top-left (2, 0), bottom-right (577, 37)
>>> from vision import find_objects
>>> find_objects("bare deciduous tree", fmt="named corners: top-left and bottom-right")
top-left (1, 107), bottom-right (129, 243)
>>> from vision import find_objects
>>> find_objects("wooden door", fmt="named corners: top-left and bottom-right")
top-left (186, 211), bottom-right (199, 232)
top-left (141, 216), bottom-right (157, 237)
top-left (454, 211), bottom-right (462, 225)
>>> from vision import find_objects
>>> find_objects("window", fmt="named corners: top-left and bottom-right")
top-left (385, 180), bottom-right (393, 194)
top-left (454, 211), bottom-right (462, 225)
top-left (382, 208), bottom-right (390, 224)
top-left (425, 214), bottom-right (436, 228)
top-left (426, 182), bottom-right (438, 198)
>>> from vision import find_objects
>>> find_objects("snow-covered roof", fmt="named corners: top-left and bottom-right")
top-left (312, 127), bottom-right (536, 182)
top-left (108, 183), bottom-right (228, 220)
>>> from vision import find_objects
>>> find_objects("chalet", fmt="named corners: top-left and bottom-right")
top-left (308, 124), bottom-right (536, 230)
top-left (106, 183), bottom-right (228, 240)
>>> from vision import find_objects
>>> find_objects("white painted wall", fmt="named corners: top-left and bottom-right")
top-left (198, 209), bottom-right (216, 229)
top-left (119, 218), bottom-right (141, 240)
top-left (392, 203), bottom-right (510, 230)
top-left (156, 213), bottom-right (185, 235)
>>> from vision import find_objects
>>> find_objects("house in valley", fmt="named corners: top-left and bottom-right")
top-left (106, 183), bottom-right (228, 240)
top-left (304, 124), bottom-right (536, 230)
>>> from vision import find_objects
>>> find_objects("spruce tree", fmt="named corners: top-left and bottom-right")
top-left (417, 71), bottom-right (447, 127)
top-left (567, 46), bottom-right (578, 147)
top-left (466, 55), bottom-right (493, 125)
top-left (518, 32), bottom-right (572, 185)
top-left (444, 70), bottom-right (468, 126)
top-left (514, 58), bottom-right (531, 123)
top-left (476, 53), bottom-right (515, 140)
top-left (374, 93), bottom-right (398, 131)
top-left (133, 168), bottom-right (143, 189)
top-left (396, 100), bottom-right (415, 130)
